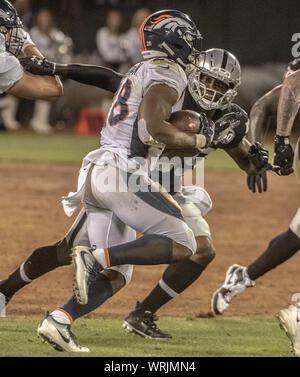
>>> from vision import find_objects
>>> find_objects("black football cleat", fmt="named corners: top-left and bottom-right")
top-left (123, 302), bottom-right (172, 339)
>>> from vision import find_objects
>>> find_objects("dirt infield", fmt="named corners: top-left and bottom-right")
top-left (0, 161), bottom-right (299, 319)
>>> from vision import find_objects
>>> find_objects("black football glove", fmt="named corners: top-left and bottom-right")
top-left (273, 135), bottom-right (294, 176)
top-left (247, 171), bottom-right (267, 193)
top-left (19, 56), bottom-right (56, 76)
top-left (197, 112), bottom-right (215, 148)
top-left (248, 142), bottom-right (269, 171)
top-left (246, 142), bottom-right (269, 193)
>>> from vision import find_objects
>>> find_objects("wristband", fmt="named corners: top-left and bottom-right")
top-left (195, 134), bottom-right (207, 149)
top-left (53, 63), bottom-right (68, 76)
top-left (275, 135), bottom-right (290, 146)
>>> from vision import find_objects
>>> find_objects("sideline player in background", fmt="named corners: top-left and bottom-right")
top-left (3, 45), bottom-right (270, 352)
top-left (0, 0), bottom-right (62, 101)
top-left (211, 60), bottom-right (300, 358)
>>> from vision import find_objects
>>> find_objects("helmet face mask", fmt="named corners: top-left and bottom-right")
top-left (187, 48), bottom-right (241, 110)
top-left (5, 25), bottom-right (24, 56)
top-left (0, 0), bottom-right (24, 56)
top-left (139, 10), bottom-right (202, 67)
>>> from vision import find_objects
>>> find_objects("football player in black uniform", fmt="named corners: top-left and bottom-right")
top-left (211, 59), bottom-right (300, 345)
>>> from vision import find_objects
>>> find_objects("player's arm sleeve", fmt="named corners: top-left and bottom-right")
top-left (60, 64), bottom-right (123, 93)
top-left (0, 54), bottom-right (24, 94)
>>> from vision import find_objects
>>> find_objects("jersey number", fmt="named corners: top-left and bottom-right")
top-left (108, 78), bottom-right (132, 126)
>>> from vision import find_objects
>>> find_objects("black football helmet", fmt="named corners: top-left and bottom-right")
top-left (0, 0), bottom-right (24, 56)
top-left (139, 9), bottom-right (202, 67)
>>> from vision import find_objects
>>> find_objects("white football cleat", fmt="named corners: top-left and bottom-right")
top-left (0, 292), bottom-right (6, 317)
top-left (211, 264), bottom-right (255, 316)
top-left (38, 312), bottom-right (90, 352)
top-left (277, 304), bottom-right (300, 357)
top-left (71, 246), bottom-right (103, 305)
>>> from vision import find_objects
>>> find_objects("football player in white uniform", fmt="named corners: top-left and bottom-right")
top-left (0, 0), bottom-right (62, 101)
top-left (9, 40), bottom-right (270, 351)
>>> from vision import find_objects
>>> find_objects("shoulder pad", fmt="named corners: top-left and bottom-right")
top-left (151, 57), bottom-right (179, 67)
top-left (150, 58), bottom-right (186, 75)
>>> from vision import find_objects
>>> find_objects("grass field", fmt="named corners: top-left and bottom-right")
top-left (0, 131), bottom-right (273, 168)
top-left (0, 317), bottom-right (293, 357)
top-left (0, 132), bottom-right (294, 358)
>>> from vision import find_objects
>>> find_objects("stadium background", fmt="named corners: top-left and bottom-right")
top-left (0, 0), bottom-right (300, 356)
top-left (31, 0), bottom-right (299, 64)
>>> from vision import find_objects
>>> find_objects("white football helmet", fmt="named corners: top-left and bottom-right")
top-left (187, 48), bottom-right (241, 110)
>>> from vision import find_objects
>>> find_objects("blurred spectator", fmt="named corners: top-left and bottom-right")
top-left (123, 8), bottom-right (150, 66)
top-left (12, 0), bottom-right (34, 30)
top-left (27, 9), bottom-right (73, 134)
top-left (96, 9), bottom-right (126, 71)
top-left (30, 8), bottom-right (73, 63)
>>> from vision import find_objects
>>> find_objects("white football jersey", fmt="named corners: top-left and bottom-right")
top-left (100, 58), bottom-right (187, 159)
top-left (0, 34), bottom-right (24, 94)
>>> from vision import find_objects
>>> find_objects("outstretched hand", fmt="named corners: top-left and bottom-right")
top-left (19, 56), bottom-right (56, 76)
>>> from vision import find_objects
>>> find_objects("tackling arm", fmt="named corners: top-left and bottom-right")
top-left (6, 30), bottom-right (63, 100)
top-left (248, 85), bottom-right (282, 143)
top-left (226, 138), bottom-right (269, 193)
top-left (277, 70), bottom-right (300, 136)
top-left (273, 69), bottom-right (300, 175)
top-left (226, 137), bottom-right (253, 172)
top-left (19, 56), bottom-right (123, 93)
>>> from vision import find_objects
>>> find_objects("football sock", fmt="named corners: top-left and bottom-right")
top-left (93, 235), bottom-right (173, 267)
top-left (23, 238), bottom-right (71, 280)
top-left (247, 229), bottom-right (300, 280)
top-left (141, 259), bottom-right (206, 313)
top-left (60, 273), bottom-right (113, 321)
top-left (0, 239), bottom-right (71, 299)
top-left (51, 308), bottom-right (72, 325)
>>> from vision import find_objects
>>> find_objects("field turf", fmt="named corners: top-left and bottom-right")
top-left (0, 132), bottom-right (292, 359)
top-left (0, 317), bottom-right (293, 357)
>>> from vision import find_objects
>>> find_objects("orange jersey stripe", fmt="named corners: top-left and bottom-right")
top-left (104, 248), bottom-right (111, 268)
top-left (141, 176), bottom-right (183, 216)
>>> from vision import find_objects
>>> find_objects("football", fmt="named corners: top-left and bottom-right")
top-left (168, 109), bottom-right (201, 134)
top-left (161, 110), bottom-right (201, 158)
